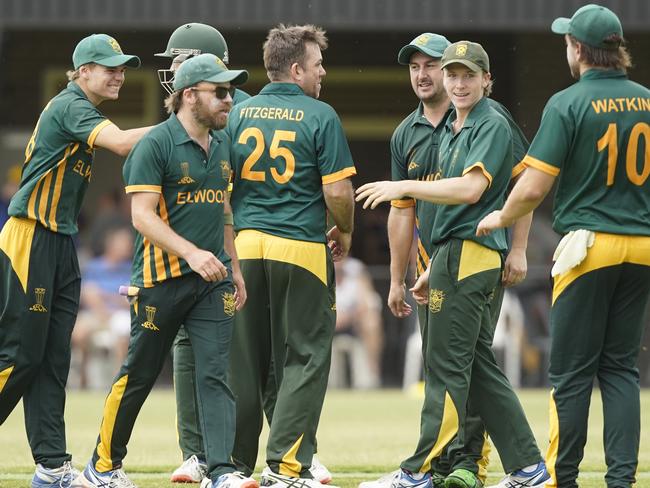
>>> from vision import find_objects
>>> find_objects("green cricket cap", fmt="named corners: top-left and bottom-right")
top-left (440, 41), bottom-right (490, 73)
top-left (551, 4), bottom-right (623, 49)
top-left (173, 53), bottom-right (248, 91)
top-left (397, 33), bottom-right (451, 64)
top-left (73, 34), bottom-right (141, 69)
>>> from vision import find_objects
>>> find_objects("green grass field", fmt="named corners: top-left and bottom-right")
top-left (1, 389), bottom-right (649, 487)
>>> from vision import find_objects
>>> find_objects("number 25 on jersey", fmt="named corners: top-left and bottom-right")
top-left (238, 127), bottom-right (296, 184)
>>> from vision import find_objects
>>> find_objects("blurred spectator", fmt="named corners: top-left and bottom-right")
top-left (84, 189), bottom-right (131, 257)
top-left (71, 226), bottom-right (133, 389)
top-left (0, 165), bottom-right (21, 227)
top-left (329, 256), bottom-right (383, 388)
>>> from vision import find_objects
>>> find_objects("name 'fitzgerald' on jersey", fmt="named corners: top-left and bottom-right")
top-left (239, 106), bottom-right (305, 121)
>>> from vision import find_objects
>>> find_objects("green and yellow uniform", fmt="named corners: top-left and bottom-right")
top-left (390, 99), bottom-right (534, 480)
top-left (90, 113), bottom-right (238, 480)
top-left (0, 81), bottom-right (112, 468)
top-left (523, 69), bottom-right (650, 488)
top-left (227, 82), bottom-right (356, 477)
top-left (400, 97), bottom-right (542, 476)
top-left (172, 87), bottom-right (269, 466)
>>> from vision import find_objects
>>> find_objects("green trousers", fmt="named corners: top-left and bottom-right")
top-left (0, 217), bottom-right (79, 468)
top-left (90, 273), bottom-right (236, 481)
top-left (173, 324), bottom-right (277, 468)
top-left (547, 233), bottom-right (650, 488)
top-left (233, 230), bottom-right (335, 478)
top-left (402, 239), bottom-right (540, 475)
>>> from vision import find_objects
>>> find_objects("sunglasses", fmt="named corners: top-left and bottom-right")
top-left (190, 85), bottom-right (236, 100)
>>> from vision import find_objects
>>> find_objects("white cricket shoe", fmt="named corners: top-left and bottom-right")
top-left (200, 472), bottom-right (259, 488)
top-left (172, 455), bottom-right (208, 483)
top-left (76, 462), bottom-right (137, 488)
top-left (31, 461), bottom-right (81, 488)
top-left (487, 462), bottom-right (550, 488)
top-left (261, 468), bottom-right (337, 488)
top-left (358, 470), bottom-right (432, 488)
top-left (309, 456), bottom-right (332, 484)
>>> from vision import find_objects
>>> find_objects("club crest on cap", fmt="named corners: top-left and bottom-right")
top-left (456, 44), bottom-right (468, 56)
top-left (215, 57), bottom-right (227, 69)
top-left (107, 37), bottom-right (123, 54)
top-left (415, 34), bottom-right (430, 46)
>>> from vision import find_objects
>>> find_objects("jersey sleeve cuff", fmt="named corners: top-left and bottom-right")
top-left (87, 119), bottom-right (113, 148)
top-left (125, 184), bottom-right (162, 194)
top-left (391, 198), bottom-right (416, 208)
top-left (463, 162), bottom-right (493, 189)
top-left (321, 166), bottom-right (357, 185)
top-left (511, 161), bottom-right (526, 179)
top-left (523, 155), bottom-right (561, 176)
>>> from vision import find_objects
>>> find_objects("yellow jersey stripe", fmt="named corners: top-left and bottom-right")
top-left (87, 119), bottom-right (112, 148)
top-left (125, 184), bottom-right (162, 194)
top-left (95, 374), bottom-right (129, 472)
top-left (321, 166), bottom-right (357, 185)
top-left (27, 177), bottom-right (43, 221)
top-left (462, 162), bottom-right (493, 189)
top-left (391, 198), bottom-right (416, 208)
top-left (158, 197), bottom-right (181, 277)
top-left (522, 155), bottom-right (561, 176)
top-left (37, 171), bottom-right (54, 228)
top-left (48, 143), bottom-right (79, 233)
top-left (143, 237), bottom-right (153, 288)
top-left (153, 245), bottom-right (166, 282)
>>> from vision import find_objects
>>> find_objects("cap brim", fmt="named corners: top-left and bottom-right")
top-left (97, 54), bottom-right (141, 68)
top-left (551, 17), bottom-right (571, 34)
top-left (397, 45), bottom-right (445, 65)
top-left (206, 69), bottom-right (249, 86)
top-left (440, 59), bottom-right (483, 73)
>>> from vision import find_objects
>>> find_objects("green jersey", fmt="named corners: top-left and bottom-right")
top-left (431, 97), bottom-right (512, 252)
top-left (523, 69), bottom-right (650, 236)
top-left (8, 82), bottom-right (111, 234)
top-left (233, 88), bottom-right (251, 105)
top-left (123, 113), bottom-right (231, 288)
top-left (228, 83), bottom-right (356, 243)
top-left (391, 100), bottom-right (528, 268)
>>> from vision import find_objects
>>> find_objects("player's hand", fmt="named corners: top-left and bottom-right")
top-left (409, 266), bottom-right (430, 306)
top-left (355, 181), bottom-right (404, 209)
top-left (502, 247), bottom-right (527, 287)
top-left (186, 249), bottom-right (228, 282)
top-left (388, 281), bottom-right (412, 318)
top-left (232, 268), bottom-right (247, 310)
top-left (327, 226), bottom-right (352, 261)
top-left (476, 210), bottom-right (511, 236)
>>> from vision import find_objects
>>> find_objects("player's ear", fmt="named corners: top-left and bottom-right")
top-left (289, 62), bottom-right (301, 80)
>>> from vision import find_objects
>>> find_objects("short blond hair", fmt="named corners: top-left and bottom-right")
top-left (66, 69), bottom-right (81, 81)
top-left (263, 24), bottom-right (328, 81)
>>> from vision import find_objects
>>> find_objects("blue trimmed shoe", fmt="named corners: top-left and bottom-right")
top-left (75, 462), bottom-right (137, 488)
top-left (358, 470), bottom-right (433, 488)
top-left (32, 461), bottom-right (80, 488)
top-left (487, 462), bottom-right (550, 488)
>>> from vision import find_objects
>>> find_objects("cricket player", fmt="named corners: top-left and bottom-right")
top-left (227, 24), bottom-right (356, 488)
top-left (378, 32), bottom-right (538, 488)
top-left (357, 41), bottom-right (549, 488)
top-left (477, 5), bottom-right (650, 487)
top-left (0, 33), bottom-right (147, 488)
top-left (76, 54), bottom-right (255, 488)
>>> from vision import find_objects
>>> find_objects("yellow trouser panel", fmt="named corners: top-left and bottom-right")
top-left (0, 217), bottom-right (36, 293)
top-left (419, 391), bottom-right (459, 473)
top-left (0, 365), bottom-right (15, 394)
top-left (279, 433), bottom-right (304, 477)
top-left (457, 240), bottom-right (501, 282)
top-left (95, 375), bottom-right (129, 472)
top-left (546, 389), bottom-right (560, 488)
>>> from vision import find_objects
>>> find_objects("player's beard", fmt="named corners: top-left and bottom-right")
top-left (192, 96), bottom-right (226, 131)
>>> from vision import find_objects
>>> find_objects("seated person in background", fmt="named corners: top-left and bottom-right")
top-left (332, 256), bottom-right (383, 388)
top-left (71, 226), bottom-right (133, 388)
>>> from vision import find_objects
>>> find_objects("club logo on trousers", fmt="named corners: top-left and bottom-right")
top-left (429, 289), bottom-right (445, 313)
top-left (223, 292), bottom-right (236, 317)
top-left (178, 162), bottom-right (195, 184)
top-left (142, 305), bottom-right (160, 331)
top-left (29, 288), bottom-right (48, 312)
